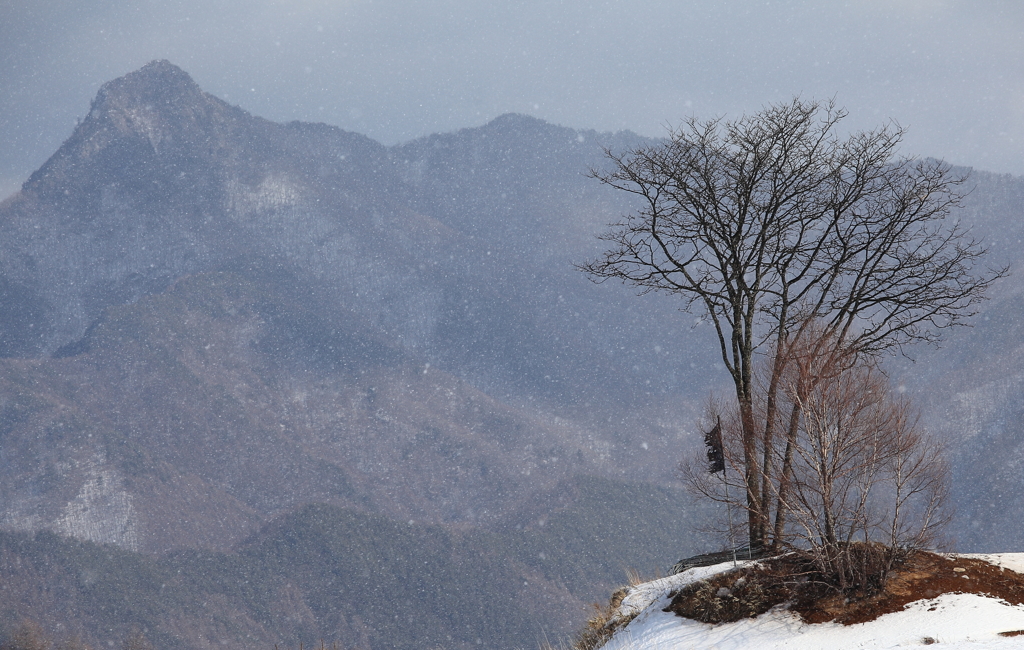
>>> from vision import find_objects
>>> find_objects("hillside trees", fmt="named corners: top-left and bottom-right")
top-left (580, 98), bottom-right (1002, 548)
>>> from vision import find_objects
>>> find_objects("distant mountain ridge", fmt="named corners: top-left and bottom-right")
top-left (0, 61), bottom-right (717, 649)
top-left (0, 62), bottom-right (710, 550)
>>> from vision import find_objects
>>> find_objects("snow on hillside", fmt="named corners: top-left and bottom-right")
top-left (601, 554), bottom-right (1024, 649)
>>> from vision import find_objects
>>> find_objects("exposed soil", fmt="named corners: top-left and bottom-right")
top-left (664, 550), bottom-right (1024, 626)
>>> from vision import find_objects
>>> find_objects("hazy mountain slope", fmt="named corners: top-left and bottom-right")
top-left (390, 113), bottom-right (720, 407)
top-left (0, 476), bottom-right (707, 650)
top-left (902, 282), bottom-right (1024, 551)
top-left (1, 270), bottom-right (645, 552)
top-left (0, 513), bottom-right (556, 650)
top-left (887, 167), bottom-right (1024, 551)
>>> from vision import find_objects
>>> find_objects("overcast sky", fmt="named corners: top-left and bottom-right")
top-left (2, 0), bottom-right (1022, 198)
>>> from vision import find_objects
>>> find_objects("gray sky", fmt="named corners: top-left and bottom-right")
top-left (2, 0), bottom-right (1023, 198)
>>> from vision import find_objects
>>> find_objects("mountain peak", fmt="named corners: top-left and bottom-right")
top-left (90, 59), bottom-right (204, 113)
top-left (482, 112), bottom-right (571, 139)
top-left (23, 61), bottom-right (245, 200)
top-left (81, 59), bottom-right (235, 144)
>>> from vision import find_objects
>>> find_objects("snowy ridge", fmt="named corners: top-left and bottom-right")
top-left (958, 553), bottom-right (1024, 574)
top-left (602, 554), bottom-right (1024, 650)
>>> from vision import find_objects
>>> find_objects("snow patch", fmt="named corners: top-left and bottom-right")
top-left (54, 455), bottom-right (139, 551)
top-left (959, 553), bottom-right (1024, 575)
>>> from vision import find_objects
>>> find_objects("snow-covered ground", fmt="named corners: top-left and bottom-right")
top-left (601, 554), bottom-right (1024, 649)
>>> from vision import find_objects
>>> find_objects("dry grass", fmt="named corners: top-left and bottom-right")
top-left (623, 568), bottom-right (643, 588)
top-left (541, 586), bottom-right (633, 650)
top-left (666, 569), bottom-right (782, 624)
top-left (664, 549), bottom-right (1024, 627)
top-left (624, 567), bottom-right (661, 588)
top-left (542, 568), bottom-right (665, 650)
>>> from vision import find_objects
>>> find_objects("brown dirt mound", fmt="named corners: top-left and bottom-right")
top-left (664, 550), bottom-right (1024, 626)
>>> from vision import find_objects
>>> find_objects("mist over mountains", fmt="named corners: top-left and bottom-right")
top-left (0, 60), bottom-right (1022, 649)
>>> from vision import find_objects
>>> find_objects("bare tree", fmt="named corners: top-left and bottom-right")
top-left (581, 98), bottom-right (1001, 547)
top-left (685, 329), bottom-right (949, 589)
top-left (774, 345), bottom-right (948, 588)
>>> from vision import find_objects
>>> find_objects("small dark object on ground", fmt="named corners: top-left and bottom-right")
top-left (999, 630), bottom-right (1024, 637)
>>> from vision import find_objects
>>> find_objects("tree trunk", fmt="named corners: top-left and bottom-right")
top-left (738, 394), bottom-right (763, 548)
top-left (770, 402), bottom-right (801, 551)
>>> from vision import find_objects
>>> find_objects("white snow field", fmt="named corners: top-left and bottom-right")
top-left (600, 554), bottom-right (1024, 650)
